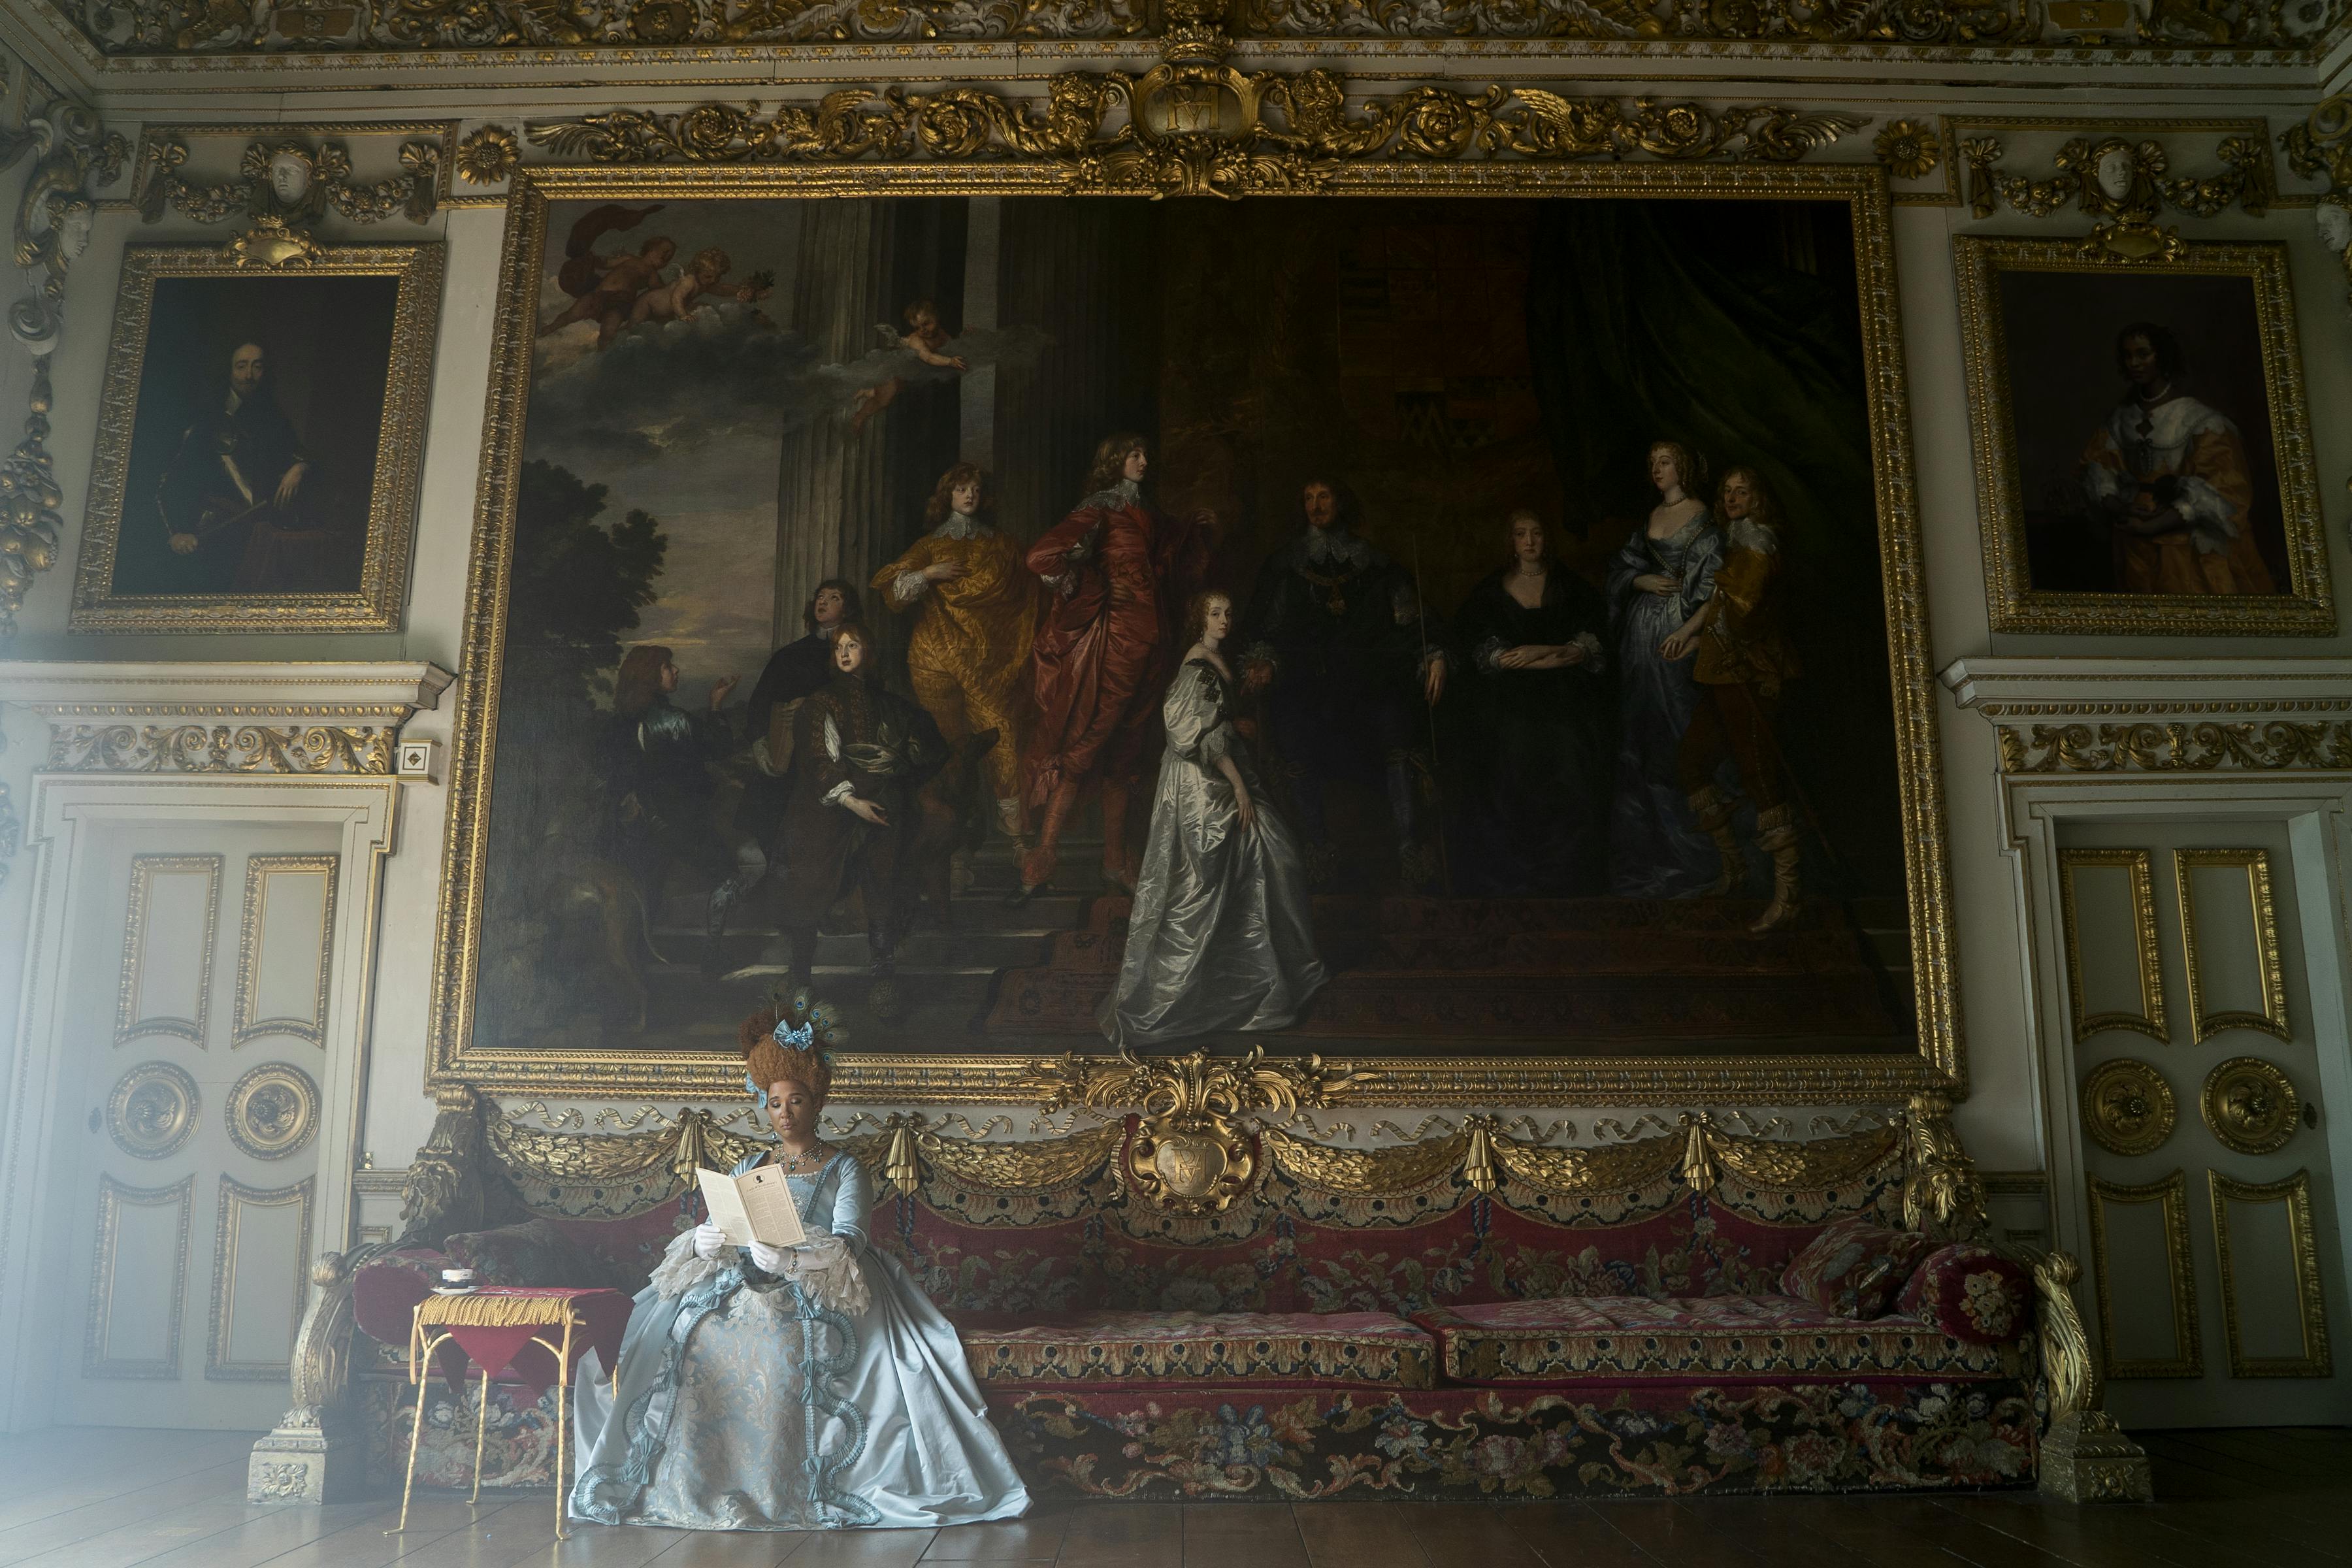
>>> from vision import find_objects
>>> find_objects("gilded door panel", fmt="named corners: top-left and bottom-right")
top-left (2175, 850), bottom-right (2290, 1043)
top-left (113, 856), bottom-right (223, 1047)
top-left (2058, 849), bottom-right (2166, 1043)
top-left (2086, 1171), bottom-right (2200, 1378)
top-left (83, 1175), bottom-right (194, 1379)
top-left (2209, 1169), bottom-right (2331, 1378)
top-left (231, 856), bottom-right (338, 1049)
top-left (207, 1177), bottom-right (316, 1380)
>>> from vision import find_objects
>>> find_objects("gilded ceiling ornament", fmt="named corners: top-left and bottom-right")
top-left (2282, 95), bottom-right (2352, 302)
top-left (525, 76), bottom-right (1865, 194)
top-left (1962, 131), bottom-right (2273, 263)
top-left (2200, 1056), bottom-right (2299, 1156)
top-left (45, 723), bottom-right (399, 775)
top-left (108, 1060), bottom-right (202, 1159)
top-left (455, 125), bottom-right (520, 186)
top-left (1998, 720), bottom-right (2352, 775)
top-left (133, 135), bottom-right (441, 245)
top-left (1873, 119), bottom-right (1939, 180)
top-left (2078, 1058), bottom-right (2176, 1157)
top-left (53, 0), bottom-right (2346, 54)
top-left (225, 1062), bottom-right (322, 1160)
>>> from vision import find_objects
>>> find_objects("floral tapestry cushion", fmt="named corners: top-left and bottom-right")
top-left (1409, 1294), bottom-right (2006, 1384)
top-left (951, 1309), bottom-right (1435, 1390)
top-left (1776, 1217), bottom-right (1932, 1320)
top-left (1897, 1245), bottom-right (2034, 1345)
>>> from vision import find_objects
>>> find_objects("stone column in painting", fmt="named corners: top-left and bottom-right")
top-left (772, 201), bottom-right (966, 679)
top-left (993, 200), bottom-right (1161, 546)
top-left (773, 201), bottom-right (896, 647)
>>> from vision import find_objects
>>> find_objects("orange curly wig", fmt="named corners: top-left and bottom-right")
top-left (741, 1005), bottom-right (831, 1103)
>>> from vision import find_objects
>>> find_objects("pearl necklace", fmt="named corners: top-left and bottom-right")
top-left (774, 1143), bottom-right (830, 1174)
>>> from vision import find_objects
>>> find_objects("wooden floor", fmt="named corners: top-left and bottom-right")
top-left (0, 1426), bottom-right (2344, 1568)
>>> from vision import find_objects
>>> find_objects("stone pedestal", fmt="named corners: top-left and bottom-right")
top-left (2038, 1411), bottom-right (2155, 1503)
top-left (248, 1408), bottom-right (370, 1504)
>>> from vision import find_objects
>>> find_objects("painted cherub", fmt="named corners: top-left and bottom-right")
top-left (631, 246), bottom-right (736, 327)
top-left (850, 299), bottom-right (971, 433)
top-left (538, 204), bottom-right (676, 348)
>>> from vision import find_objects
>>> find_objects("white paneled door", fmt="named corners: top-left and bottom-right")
top-left (2058, 819), bottom-right (2348, 1429)
top-left (60, 827), bottom-right (340, 1429)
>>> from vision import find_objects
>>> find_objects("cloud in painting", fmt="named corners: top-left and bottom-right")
top-left (527, 303), bottom-right (1053, 467)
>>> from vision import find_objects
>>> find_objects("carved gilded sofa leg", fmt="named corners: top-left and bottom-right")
top-left (2033, 1250), bottom-right (2154, 1503)
top-left (248, 1247), bottom-right (385, 1503)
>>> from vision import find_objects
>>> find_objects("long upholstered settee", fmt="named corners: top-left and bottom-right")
top-left (250, 1086), bottom-right (2149, 1507)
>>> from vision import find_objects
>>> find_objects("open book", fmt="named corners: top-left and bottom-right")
top-left (695, 1164), bottom-right (808, 1249)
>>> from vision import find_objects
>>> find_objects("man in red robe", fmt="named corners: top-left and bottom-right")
top-left (1017, 433), bottom-right (1213, 899)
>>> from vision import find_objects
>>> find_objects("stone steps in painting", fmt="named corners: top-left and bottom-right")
top-left (982, 894), bottom-right (1912, 1042)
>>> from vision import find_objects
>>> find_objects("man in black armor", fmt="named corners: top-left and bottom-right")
top-left (1238, 478), bottom-right (1448, 889)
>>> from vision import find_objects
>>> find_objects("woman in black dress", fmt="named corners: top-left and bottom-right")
top-left (1450, 510), bottom-right (1614, 896)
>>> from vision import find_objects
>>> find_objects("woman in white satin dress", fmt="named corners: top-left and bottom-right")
top-left (1100, 591), bottom-right (1326, 1045)
top-left (570, 1007), bottom-right (1028, 1531)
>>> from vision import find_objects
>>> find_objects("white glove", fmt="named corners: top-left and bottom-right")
top-left (747, 1239), bottom-right (789, 1275)
top-left (692, 1223), bottom-right (726, 1262)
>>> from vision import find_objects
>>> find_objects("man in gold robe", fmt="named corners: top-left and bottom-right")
top-left (873, 463), bottom-right (1040, 851)
top-left (2080, 320), bottom-right (2274, 598)
top-left (1667, 466), bottom-right (1804, 934)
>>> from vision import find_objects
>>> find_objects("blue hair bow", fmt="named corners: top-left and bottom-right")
top-left (772, 1017), bottom-right (815, 1050)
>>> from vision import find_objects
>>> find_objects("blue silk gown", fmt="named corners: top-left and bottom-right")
top-left (569, 1149), bottom-right (1030, 1530)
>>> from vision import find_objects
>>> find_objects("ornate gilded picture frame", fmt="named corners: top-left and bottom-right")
top-left (427, 146), bottom-right (1957, 1107)
top-left (1955, 236), bottom-right (2331, 637)
top-left (68, 242), bottom-right (444, 634)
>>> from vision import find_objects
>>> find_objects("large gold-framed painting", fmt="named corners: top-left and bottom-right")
top-left (1955, 236), bottom-right (2331, 637)
top-left (69, 244), bottom-right (443, 634)
top-left (431, 165), bottom-right (1957, 1103)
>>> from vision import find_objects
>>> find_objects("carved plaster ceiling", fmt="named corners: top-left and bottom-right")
top-left (18, 0), bottom-right (2352, 68)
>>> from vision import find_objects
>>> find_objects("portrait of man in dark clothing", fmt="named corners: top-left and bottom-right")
top-left (152, 340), bottom-right (331, 594)
top-left (1239, 478), bottom-right (1448, 889)
top-left (97, 269), bottom-right (404, 602)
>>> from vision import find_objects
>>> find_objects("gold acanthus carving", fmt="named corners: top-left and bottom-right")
top-left (1899, 1092), bottom-right (1988, 1242)
top-left (2032, 1251), bottom-right (2152, 1501)
top-left (1018, 1048), bottom-right (1373, 1211)
top-left (1998, 720), bottom-right (2352, 774)
top-left (46, 723), bottom-right (399, 775)
top-left (135, 137), bottom-right (440, 230)
top-left (523, 78), bottom-right (1867, 197)
top-left (0, 90), bottom-right (125, 639)
top-left (1961, 133), bottom-right (2272, 263)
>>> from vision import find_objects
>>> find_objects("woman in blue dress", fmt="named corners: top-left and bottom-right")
top-left (570, 1005), bottom-right (1029, 1531)
top-left (1605, 440), bottom-right (1727, 898)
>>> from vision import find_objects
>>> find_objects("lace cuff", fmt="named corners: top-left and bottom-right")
top-left (648, 1227), bottom-right (726, 1301)
top-left (891, 570), bottom-right (929, 604)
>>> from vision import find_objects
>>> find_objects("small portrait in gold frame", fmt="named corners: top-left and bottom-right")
top-left (69, 243), bottom-right (443, 634)
top-left (1955, 237), bottom-right (2332, 636)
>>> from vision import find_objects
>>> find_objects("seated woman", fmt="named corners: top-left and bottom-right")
top-left (570, 1004), bottom-right (1030, 1531)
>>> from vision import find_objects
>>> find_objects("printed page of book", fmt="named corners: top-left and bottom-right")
top-left (696, 1164), bottom-right (808, 1249)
